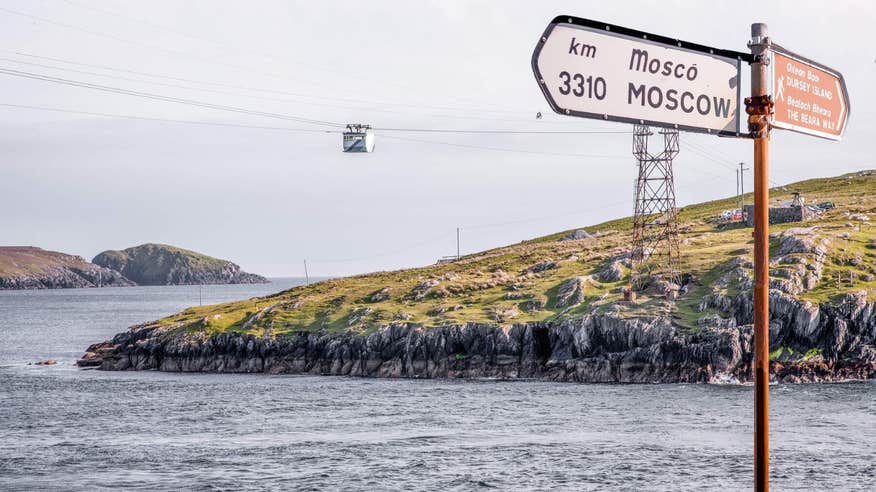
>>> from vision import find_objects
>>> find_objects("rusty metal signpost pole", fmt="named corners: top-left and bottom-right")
top-left (746, 21), bottom-right (849, 492)
top-left (747, 22), bottom-right (772, 492)
top-left (532, 16), bottom-right (849, 492)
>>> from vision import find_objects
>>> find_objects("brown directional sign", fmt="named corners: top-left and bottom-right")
top-left (771, 46), bottom-right (850, 140)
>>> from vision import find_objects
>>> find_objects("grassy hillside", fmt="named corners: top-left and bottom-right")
top-left (93, 243), bottom-right (267, 285)
top-left (95, 243), bottom-right (230, 268)
top-left (150, 171), bottom-right (876, 338)
top-left (0, 247), bottom-right (95, 276)
top-left (0, 246), bottom-right (133, 289)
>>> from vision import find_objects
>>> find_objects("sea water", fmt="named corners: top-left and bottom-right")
top-left (1, 282), bottom-right (874, 490)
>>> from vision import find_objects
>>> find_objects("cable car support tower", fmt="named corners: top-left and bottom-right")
top-left (631, 124), bottom-right (681, 290)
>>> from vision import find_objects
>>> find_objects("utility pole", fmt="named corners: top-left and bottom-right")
top-left (303, 259), bottom-right (310, 285)
top-left (736, 169), bottom-right (741, 213)
top-left (199, 283), bottom-right (203, 306)
top-left (739, 162), bottom-right (750, 222)
top-left (747, 22), bottom-right (773, 492)
top-left (456, 227), bottom-right (460, 260)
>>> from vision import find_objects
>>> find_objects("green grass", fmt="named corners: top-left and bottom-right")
top-left (141, 170), bottom-right (876, 338)
top-left (770, 346), bottom-right (788, 361)
top-left (769, 346), bottom-right (823, 362)
top-left (0, 246), bottom-right (94, 276)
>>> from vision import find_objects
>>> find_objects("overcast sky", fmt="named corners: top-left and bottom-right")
top-left (1, 0), bottom-right (874, 276)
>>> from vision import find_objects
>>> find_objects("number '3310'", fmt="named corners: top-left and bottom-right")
top-left (558, 71), bottom-right (606, 100)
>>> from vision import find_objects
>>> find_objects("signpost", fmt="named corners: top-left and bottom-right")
top-left (531, 16), bottom-right (749, 136)
top-left (748, 24), bottom-right (772, 492)
top-left (771, 48), bottom-right (850, 140)
top-left (531, 16), bottom-right (850, 492)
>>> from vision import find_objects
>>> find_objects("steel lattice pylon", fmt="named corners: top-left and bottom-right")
top-left (631, 124), bottom-right (681, 290)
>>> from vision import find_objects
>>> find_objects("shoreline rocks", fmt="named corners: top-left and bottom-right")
top-left (31, 360), bottom-right (58, 366)
top-left (92, 243), bottom-right (268, 286)
top-left (78, 288), bottom-right (876, 384)
top-left (0, 244), bottom-right (269, 290)
top-left (0, 247), bottom-right (134, 290)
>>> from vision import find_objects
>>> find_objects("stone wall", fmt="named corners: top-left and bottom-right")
top-left (744, 205), bottom-right (812, 226)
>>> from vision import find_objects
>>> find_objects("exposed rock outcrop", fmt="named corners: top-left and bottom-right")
top-left (521, 259), bottom-right (557, 275)
top-left (92, 243), bottom-right (267, 286)
top-left (555, 276), bottom-right (592, 308)
top-left (368, 287), bottom-right (391, 302)
top-left (0, 247), bottom-right (134, 290)
top-left (73, 173), bottom-right (876, 383)
top-left (411, 279), bottom-right (440, 301)
top-left (79, 289), bottom-right (876, 383)
top-left (596, 259), bottom-right (625, 283)
top-left (560, 229), bottom-right (593, 241)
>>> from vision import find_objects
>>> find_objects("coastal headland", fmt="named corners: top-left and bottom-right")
top-left (79, 172), bottom-right (876, 383)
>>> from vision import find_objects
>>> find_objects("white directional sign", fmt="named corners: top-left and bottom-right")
top-left (532, 16), bottom-right (748, 136)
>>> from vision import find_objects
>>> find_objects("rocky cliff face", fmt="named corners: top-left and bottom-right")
top-left (92, 243), bottom-right (267, 286)
top-left (0, 247), bottom-right (134, 290)
top-left (75, 173), bottom-right (876, 382)
top-left (78, 289), bottom-right (876, 383)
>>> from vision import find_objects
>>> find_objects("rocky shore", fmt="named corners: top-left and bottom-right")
top-left (75, 173), bottom-right (876, 382)
top-left (0, 247), bottom-right (133, 290)
top-left (92, 243), bottom-right (267, 286)
top-left (78, 289), bottom-right (876, 384)
top-left (1, 244), bottom-right (267, 290)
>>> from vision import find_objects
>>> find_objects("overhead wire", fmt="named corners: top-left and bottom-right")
top-left (1, 50), bottom-right (604, 126)
top-left (301, 150), bottom-right (741, 268)
top-left (55, 0), bottom-right (538, 114)
top-left (0, 67), bottom-right (346, 128)
top-left (0, 54), bottom-right (617, 126)
top-left (0, 103), bottom-right (340, 133)
top-left (687, 135), bottom-right (782, 187)
top-left (0, 97), bottom-right (629, 139)
top-left (0, 86), bottom-right (761, 268)
top-left (685, 139), bottom-right (741, 168)
top-left (0, 69), bottom-right (781, 172)
top-left (681, 138), bottom-right (776, 189)
top-left (0, 99), bottom-right (752, 169)
top-left (0, 102), bottom-right (634, 161)
top-left (3, 50), bottom-right (413, 107)
top-left (461, 199), bottom-right (630, 230)
top-left (0, 56), bottom-right (315, 105)
top-left (454, 172), bottom-right (731, 238)
top-left (0, 5), bottom-right (332, 92)
top-left (1, 3), bottom-right (857, 278)
top-left (304, 171), bottom-right (732, 268)
top-left (374, 127), bottom-right (627, 135)
top-left (6, 49), bottom-right (563, 120)
top-left (1, 4), bottom-right (535, 116)
top-left (380, 134), bottom-right (627, 158)
top-left (0, 55), bottom-right (488, 121)
top-left (0, 64), bottom-right (633, 135)
top-left (682, 145), bottom-right (741, 181)
top-left (0, 93), bottom-right (754, 166)
top-left (0, 10), bottom-right (788, 186)
top-left (306, 230), bottom-right (457, 264)
top-left (5, 3), bottom-right (842, 179)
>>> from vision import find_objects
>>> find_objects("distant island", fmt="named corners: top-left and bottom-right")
top-left (93, 243), bottom-right (268, 286)
top-left (79, 172), bottom-right (876, 383)
top-left (0, 247), bottom-right (133, 289)
top-left (0, 243), bottom-right (267, 289)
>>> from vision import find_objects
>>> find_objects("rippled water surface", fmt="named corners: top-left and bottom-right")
top-left (1, 283), bottom-right (874, 490)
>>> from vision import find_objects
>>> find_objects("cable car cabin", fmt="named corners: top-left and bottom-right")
top-left (342, 124), bottom-right (375, 153)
